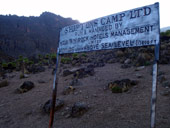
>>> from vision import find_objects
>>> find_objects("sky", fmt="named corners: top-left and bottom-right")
top-left (0, 0), bottom-right (169, 28)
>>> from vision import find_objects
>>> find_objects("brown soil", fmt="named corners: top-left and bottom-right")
top-left (0, 63), bottom-right (170, 128)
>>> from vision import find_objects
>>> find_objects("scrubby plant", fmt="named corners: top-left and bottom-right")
top-left (23, 57), bottom-right (29, 64)
top-left (8, 61), bottom-right (17, 69)
top-left (72, 53), bottom-right (78, 58)
top-left (81, 53), bottom-right (87, 57)
top-left (2, 62), bottom-right (8, 69)
top-left (61, 57), bottom-right (72, 64)
top-left (50, 53), bottom-right (56, 59)
top-left (43, 59), bottom-right (48, 65)
top-left (28, 61), bottom-right (34, 65)
top-left (111, 86), bottom-right (122, 93)
top-left (45, 54), bottom-right (50, 59)
top-left (161, 30), bottom-right (170, 37)
top-left (19, 55), bottom-right (23, 59)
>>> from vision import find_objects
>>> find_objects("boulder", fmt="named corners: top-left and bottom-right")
top-left (42, 99), bottom-right (64, 113)
top-left (70, 102), bottom-right (89, 117)
top-left (27, 65), bottom-right (45, 74)
top-left (63, 86), bottom-right (76, 95)
top-left (69, 79), bottom-right (82, 86)
top-left (108, 79), bottom-right (138, 93)
top-left (16, 81), bottom-right (34, 93)
top-left (0, 80), bottom-right (9, 88)
top-left (162, 81), bottom-right (170, 88)
top-left (63, 70), bottom-right (73, 77)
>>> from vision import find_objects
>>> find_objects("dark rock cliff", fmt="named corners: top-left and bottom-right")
top-left (0, 12), bottom-right (78, 57)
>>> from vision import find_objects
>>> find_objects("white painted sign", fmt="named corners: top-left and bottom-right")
top-left (59, 3), bottom-right (160, 54)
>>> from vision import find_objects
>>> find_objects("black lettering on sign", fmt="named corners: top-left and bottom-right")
top-left (101, 13), bottom-right (126, 25)
top-left (86, 20), bottom-right (98, 28)
top-left (130, 6), bottom-right (151, 19)
top-left (84, 44), bottom-right (99, 51)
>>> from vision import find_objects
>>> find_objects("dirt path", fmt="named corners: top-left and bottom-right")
top-left (0, 63), bottom-right (170, 128)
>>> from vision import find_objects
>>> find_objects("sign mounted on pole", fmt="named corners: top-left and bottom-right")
top-left (59, 3), bottom-right (159, 54)
top-left (49, 2), bottom-right (160, 128)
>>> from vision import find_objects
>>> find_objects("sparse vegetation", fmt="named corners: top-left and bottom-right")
top-left (61, 57), bottom-right (72, 64)
top-left (161, 30), bottom-right (170, 37)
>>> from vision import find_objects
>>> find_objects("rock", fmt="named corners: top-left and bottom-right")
top-left (70, 102), bottom-right (89, 117)
top-left (73, 66), bottom-right (94, 79)
top-left (27, 65), bottom-right (45, 74)
top-left (124, 59), bottom-right (131, 64)
top-left (160, 90), bottom-right (170, 96)
top-left (20, 74), bottom-right (29, 79)
top-left (162, 81), bottom-right (170, 88)
top-left (135, 53), bottom-right (152, 66)
top-left (121, 64), bottom-right (131, 69)
top-left (108, 79), bottom-right (138, 93)
top-left (135, 73), bottom-right (143, 78)
top-left (69, 79), bottom-right (82, 86)
top-left (38, 80), bottom-right (46, 83)
top-left (158, 75), bottom-right (166, 83)
top-left (42, 99), bottom-right (64, 113)
top-left (63, 70), bottom-right (73, 77)
top-left (94, 62), bottom-right (105, 67)
top-left (16, 81), bottom-right (34, 93)
top-left (135, 66), bottom-right (145, 71)
top-left (63, 86), bottom-right (75, 95)
top-left (115, 50), bottom-right (124, 57)
top-left (0, 80), bottom-right (9, 88)
top-left (130, 80), bottom-right (139, 86)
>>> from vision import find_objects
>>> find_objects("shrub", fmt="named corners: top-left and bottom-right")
top-left (111, 86), bottom-right (122, 93)
top-left (28, 61), bottom-right (34, 65)
top-left (51, 53), bottom-right (56, 59)
top-left (45, 54), bottom-right (50, 59)
top-left (8, 62), bottom-right (17, 68)
top-left (2, 62), bottom-right (8, 69)
top-left (81, 53), bottom-right (87, 57)
top-left (72, 53), bottom-right (78, 58)
top-left (61, 57), bottom-right (72, 64)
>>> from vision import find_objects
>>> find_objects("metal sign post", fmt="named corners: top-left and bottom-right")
top-left (150, 3), bottom-right (160, 128)
top-left (48, 48), bottom-right (60, 128)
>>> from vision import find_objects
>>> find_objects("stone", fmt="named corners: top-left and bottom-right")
top-left (160, 90), bottom-right (170, 96)
top-left (42, 99), bottom-right (64, 113)
top-left (158, 75), bottom-right (166, 83)
top-left (27, 65), bottom-right (45, 74)
top-left (108, 79), bottom-right (138, 93)
top-left (135, 73), bottom-right (143, 78)
top-left (121, 64), bottom-right (131, 69)
top-left (0, 80), bottom-right (9, 88)
top-left (135, 66), bottom-right (145, 71)
top-left (16, 81), bottom-right (34, 93)
top-left (63, 70), bottom-right (73, 77)
top-left (63, 86), bottom-right (75, 95)
top-left (73, 66), bottom-right (95, 79)
top-left (124, 59), bottom-right (131, 64)
top-left (94, 62), bottom-right (105, 67)
top-left (69, 79), bottom-right (82, 86)
top-left (70, 102), bottom-right (89, 117)
top-left (38, 80), bottom-right (46, 83)
top-left (162, 81), bottom-right (170, 88)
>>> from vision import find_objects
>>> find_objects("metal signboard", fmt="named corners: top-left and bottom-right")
top-left (59, 3), bottom-right (159, 54)
top-left (49, 3), bottom-right (160, 128)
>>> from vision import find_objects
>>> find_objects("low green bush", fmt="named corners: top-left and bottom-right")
top-left (61, 57), bottom-right (72, 64)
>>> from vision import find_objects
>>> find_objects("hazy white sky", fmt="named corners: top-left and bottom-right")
top-left (0, 0), bottom-right (169, 28)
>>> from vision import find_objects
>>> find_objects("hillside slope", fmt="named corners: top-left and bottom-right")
top-left (0, 12), bottom-right (78, 57)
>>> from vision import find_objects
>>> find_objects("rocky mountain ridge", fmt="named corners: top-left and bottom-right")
top-left (0, 12), bottom-right (78, 57)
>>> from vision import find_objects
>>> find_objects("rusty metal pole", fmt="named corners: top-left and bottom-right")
top-left (49, 48), bottom-right (60, 128)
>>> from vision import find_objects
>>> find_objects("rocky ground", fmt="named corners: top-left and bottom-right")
top-left (0, 59), bottom-right (170, 128)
